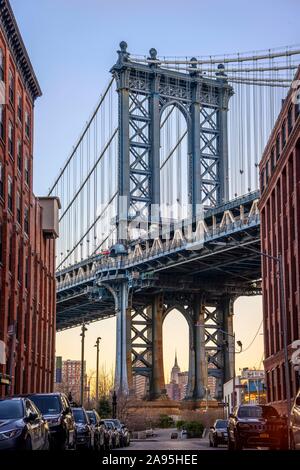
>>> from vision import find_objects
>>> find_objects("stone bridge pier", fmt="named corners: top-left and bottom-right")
top-left (113, 281), bottom-right (236, 403)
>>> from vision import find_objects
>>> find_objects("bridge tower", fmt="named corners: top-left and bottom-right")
top-left (109, 42), bottom-right (234, 399)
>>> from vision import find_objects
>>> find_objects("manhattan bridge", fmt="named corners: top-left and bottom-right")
top-left (50, 43), bottom-right (300, 401)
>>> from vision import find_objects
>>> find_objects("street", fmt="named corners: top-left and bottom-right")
top-left (115, 428), bottom-right (224, 451)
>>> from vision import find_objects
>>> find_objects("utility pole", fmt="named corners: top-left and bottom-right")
top-left (80, 322), bottom-right (87, 406)
top-left (95, 337), bottom-right (101, 403)
top-left (112, 390), bottom-right (117, 419)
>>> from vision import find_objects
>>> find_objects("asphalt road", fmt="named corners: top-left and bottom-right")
top-left (116, 428), bottom-right (224, 451)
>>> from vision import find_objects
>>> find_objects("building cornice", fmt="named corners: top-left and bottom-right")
top-left (0, 0), bottom-right (42, 101)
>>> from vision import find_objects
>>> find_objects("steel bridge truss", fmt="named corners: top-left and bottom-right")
top-left (111, 42), bottom-right (233, 239)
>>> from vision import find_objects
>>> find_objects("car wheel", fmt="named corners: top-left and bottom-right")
top-left (44, 434), bottom-right (50, 450)
top-left (227, 436), bottom-right (234, 451)
top-left (290, 433), bottom-right (296, 450)
top-left (24, 435), bottom-right (32, 450)
top-left (234, 434), bottom-right (242, 451)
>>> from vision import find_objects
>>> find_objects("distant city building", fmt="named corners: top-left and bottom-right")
top-left (166, 352), bottom-right (188, 400)
top-left (259, 68), bottom-right (300, 414)
top-left (54, 358), bottom-right (87, 404)
top-left (133, 360), bottom-right (148, 399)
top-left (223, 368), bottom-right (266, 416)
top-left (207, 364), bottom-right (217, 398)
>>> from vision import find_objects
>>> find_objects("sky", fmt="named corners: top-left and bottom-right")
top-left (9, 0), bottom-right (300, 384)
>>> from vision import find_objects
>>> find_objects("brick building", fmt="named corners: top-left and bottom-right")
top-left (0, 0), bottom-right (59, 396)
top-left (54, 359), bottom-right (87, 405)
top-left (259, 68), bottom-right (300, 414)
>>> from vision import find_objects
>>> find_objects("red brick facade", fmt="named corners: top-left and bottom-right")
top-left (259, 68), bottom-right (300, 414)
top-left (0, 0), bottom-right (57, 396)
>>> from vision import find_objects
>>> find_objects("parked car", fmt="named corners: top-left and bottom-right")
top-left (103, 419), bottom-right (120, 448)
top-left (290, 387), bottom-right (300, 449)
top-left (86, 410), bottom-right (105, 451)
top-left (108, 419), bottom-right (130, 447)
top-left (227, 404), bottom-right (288, 450)
top-left (72, 407), bottom-right (94, 450)
top-left (209, 419), bottom-right (228, 447)
top-left (100, 420), bottom-right (113, 450)
top-left (0, 397), bottom-right (50, 450)
top-left (25, 392), bottom-right (76, 450)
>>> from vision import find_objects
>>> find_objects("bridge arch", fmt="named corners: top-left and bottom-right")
top-left (162, 304), bottom-right (194, 399)
top-left (160, 104), bottom-right (189, 220)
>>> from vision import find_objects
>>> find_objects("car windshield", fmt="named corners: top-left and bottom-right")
top-left (215, 420), bottom-right (228, 428)
top-left (29, 395), bottom-right (61, 415)
top-left (105, 421), bottom-right (113, 429)
top-left (73, 409), bottom-right (87, 424)
top-left (111, 419), bottom-right (121, 427)
top-left (238, 406), bottom-right (279, 418)
top-left (0, 400), bottom-right (23, 419)
top-left (87, 412), bottom-right (96, 424)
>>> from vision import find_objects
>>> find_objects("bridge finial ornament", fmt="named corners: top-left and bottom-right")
top-left (148, 47), bottom-right (160, 68)
top-left (149, 48), bottom-right (157, 60)
top-left (189, 57), bottom-right (199, 77)
top-left (216, 63), bottom-right (227, 79)
top-left (117, 41), bottom-right (129, 65)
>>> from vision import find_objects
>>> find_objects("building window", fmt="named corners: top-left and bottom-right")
top-left (287, 106), bottom-right (293, 135)
top-left (17, 94), bottom-right (22, 122)
top-left (0, 105), bottom-right (4, 140)
top-left (25, 110), bottom-right (30, 138)
top-left (25, 156), bottom-right (29, 185)
top-left (25, 256), bottom-right (29, 289)
top-left (265, 161), bottom-right (269, 183)
top-left (8, 175), bottom-right (13, 212)
top-left (0, 49), bottom-right (4, 82)
top-left (281, 120), bottom-right (286, 148)
top-left (9, 233), bottom-right (13, 271)
top-left (0, 160), bottom-right (3, 198)
top-left (260, 169), bottom-right (265, 192)
top-left (17, 139), bottom-right (22, 171)
top-left (18, 245), bottom-right (22, 282)
top-left (276, 134), bottom-right (280, 160)
top-left (270, 148), bottom-right (275, 170)
top-left (8, 121), bottom-right (14, 158)
top-left (0, 224), bottom-right (2, 264)
top-left (8, 69), bottom-right (14, 104)
top-left (24, 206), bottom-right (29, 235)
top-left (295, 100), bottom-right (300, 121)
top-left (16, 191), bottom-right (21, 224)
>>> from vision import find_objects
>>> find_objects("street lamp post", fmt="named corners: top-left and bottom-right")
top-left (196, 323), bottom-right (242, 410)
top-left (218, 328), bottom-right (242, 409)
top-left (80, 322), bottom-right (88, 406)
top-left (112, 390), bottom-right (117, 419)
top-left (95, 337), bottom-right (101, 403)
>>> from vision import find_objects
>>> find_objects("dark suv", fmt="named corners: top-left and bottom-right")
top-left (25, 393), bottom-right (76, 450)
top-left (227, 404), bottom-right (288, 450)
